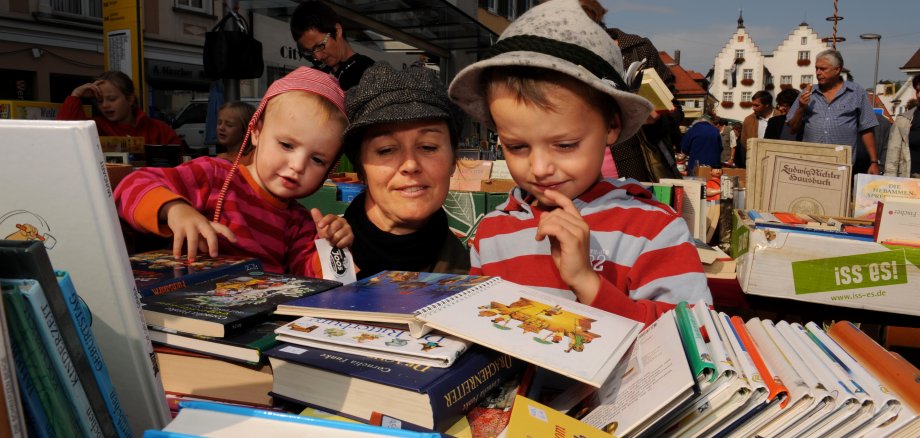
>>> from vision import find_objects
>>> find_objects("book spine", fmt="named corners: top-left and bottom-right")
top-left (675, 302), bottom-right (716, 381)
top-left (19, 279), bottom-right (105, 437)
top-left (413, 277), bottom-right (502, 316)
top-left (9, 335), bottom-right (54, 438)
top-left (426, 353), bottom-right (524, 431)
top-left (2, 288), bottom-right (82, 437)
top-left (0, 291), bottom-right (26, 438)
top-left (57, 272), bottom-right (133, 437)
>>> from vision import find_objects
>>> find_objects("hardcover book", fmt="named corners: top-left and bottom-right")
top-left (274, 317), bottom-right (470, 368)
top-left (745, 138), bottom-right (851, 211)
top-left (873, 197), bottom-right (920, 245)
top-left (266, 344), bottom-right (525, 432)
top-left (0, 286), bottom-right (26, 438)
top-left (155, 348), bottom-right (274, 408)
top-left (148, 319), bottom-right (288, 365)
top-left (129, 250), bottom-right (263, 297)
top-left (411, 277), bottom-right (642, 388)
top-left (275, 271), bottom-right (494, 338)
top-left (141, 272), bottom-right (341, 337)
top-left (763, 155), bottom-right (851, 216)
top-left (853, 174), bottom-right (920, 219)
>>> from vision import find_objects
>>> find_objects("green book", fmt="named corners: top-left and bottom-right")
top-left (651, 184), bottom-right (674, 206)
top-left (675, 302), bottom-right (717, 384)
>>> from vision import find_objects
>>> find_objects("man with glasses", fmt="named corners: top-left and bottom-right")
top-left (290, 1), bottom-right (374, 90)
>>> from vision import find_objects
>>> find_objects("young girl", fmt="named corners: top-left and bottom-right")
top-left (57, 70), bottom-right (182, 145)
top-left (216, 101), bottom-right (256, 162)
top-left (114, 67), bottom-right (352, 276)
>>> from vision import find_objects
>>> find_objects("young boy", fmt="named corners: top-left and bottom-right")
top-left (115, 67), bottom-right (352, 276)
top-left (448, 0), bottom-right (711, 324)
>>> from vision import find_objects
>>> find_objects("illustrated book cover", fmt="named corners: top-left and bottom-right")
top-left (411, 277), bottom-right (642, 388)
top-left (274, 317), bottom-right (470, 368)
top-left (266, 343), bottom-right (524, 431)
top-left (275, 271), bottom-right (494, 338)
top-left (852, 173), bottom-right (920, 219)
top-left (129, 249), bottom-right (263, 297)
top-left (141, 272), bottom-right (341, 337)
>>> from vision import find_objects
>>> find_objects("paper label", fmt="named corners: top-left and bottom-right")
top-left (314, 238), bottom-right (357, 285)
top-left (791, 250), bottom-right (908, 294)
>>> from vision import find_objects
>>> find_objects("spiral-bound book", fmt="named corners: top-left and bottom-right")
top-left (413, 278), bottom-right (642, 388)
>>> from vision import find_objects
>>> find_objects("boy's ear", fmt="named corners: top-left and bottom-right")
top-left (606, 114), bottom-right (623, 145)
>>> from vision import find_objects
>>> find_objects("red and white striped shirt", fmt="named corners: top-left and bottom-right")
top-left (469, 179), bottom-right (712, 325)
top-left (114, 157), bottom-right (317, 276)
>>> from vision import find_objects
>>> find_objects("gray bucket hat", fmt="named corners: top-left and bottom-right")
top-left (343, 62), bottom-right (463, 165)
top-left (448, 0), bottom-right (652, 141)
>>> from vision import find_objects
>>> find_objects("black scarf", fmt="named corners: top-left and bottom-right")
top-left (344, 192), bottom-right (449, 279)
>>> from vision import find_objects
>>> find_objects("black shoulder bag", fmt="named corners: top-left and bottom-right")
top-left (203, 11), bottom-right (264, 79)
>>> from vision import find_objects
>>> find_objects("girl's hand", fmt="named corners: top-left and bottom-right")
top-left (311, 208), bottom-right (353, 248)
top-left (162, 201), bottom-right (237, 261)
top-left (534, 190), bottom-right (600, 303)
top-left (71, 81), bottom-right (104, 100)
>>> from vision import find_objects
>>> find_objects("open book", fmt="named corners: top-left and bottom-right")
top-left (412, 277), bottom-right (642, 388)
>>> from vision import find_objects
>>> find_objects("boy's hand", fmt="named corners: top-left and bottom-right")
top-left (162, 200), bottom-right (237, 261)
top-left (311, 208), bottom-right (353, 248)
top-left (534, 190), bottom-right (600, 303)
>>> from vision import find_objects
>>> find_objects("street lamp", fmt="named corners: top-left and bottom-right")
top-left (860, 33), bottom-right (881, 96)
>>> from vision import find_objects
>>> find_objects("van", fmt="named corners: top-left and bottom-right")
top-left (172, 97), bottom-right (260, 149)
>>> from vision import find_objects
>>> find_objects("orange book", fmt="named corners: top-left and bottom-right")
top-left (827, 321), bottom-right (920, 413)
top-left (730, 316), bottom-right (789, 407)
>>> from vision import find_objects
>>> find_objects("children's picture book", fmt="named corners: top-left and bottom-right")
top-left (506, 395), bottom-right (608, 438)
top-left (266, 344), bottom-right (524, 432)
top-left (141, 272), bottom-right (341, 337)
top-left (148, 319), bottom-right (288, 365)
top-left (411, 277), bottom-right (642, 388)
top-left (129, 249), bottom-right (263, 297)
top-left (274, 317), bottom-right (470, 368)
top-left (852, 173), bottom-right (920, 219)
top-left (578, 310), bottom-right (696, 438)
top-left (275, 271), bottom-right (494, 338)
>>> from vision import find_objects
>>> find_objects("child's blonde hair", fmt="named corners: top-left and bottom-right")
top-left (218, 101), bottom-right (256, 155)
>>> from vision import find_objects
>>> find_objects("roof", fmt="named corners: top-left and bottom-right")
top-left (901, 48), bottom-right (920, 70)
top-left (659, 51), bottom-right (708, 97)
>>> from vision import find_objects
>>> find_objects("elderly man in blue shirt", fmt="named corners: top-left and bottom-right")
top-left (787, 49), bottom-right (880, 175)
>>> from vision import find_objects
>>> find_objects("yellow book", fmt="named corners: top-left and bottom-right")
top-left (506, 395), bottom-right (609, 438)
top-left (637, 68), bottom-right (674, 112)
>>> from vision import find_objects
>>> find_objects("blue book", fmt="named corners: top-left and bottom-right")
top-left (56, 271), bottom-right (132, 437)
top-left (141, 272), bottom-right (341, 337)
top-left (14, 278), bottom-right (104, 437)
top-left (9, 335), bottom-right (54, 438)
top-left (265, 343), bottom-right (524, 432)
top-left (275, 271), bottom-right (494, 337)
top-left (129, 250), bottom-right (263, 297)
top-left (147, 400), bottom-right (441, 437)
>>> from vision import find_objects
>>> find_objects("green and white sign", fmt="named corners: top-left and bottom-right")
top-left (791, 250), bottom-right (909, 295)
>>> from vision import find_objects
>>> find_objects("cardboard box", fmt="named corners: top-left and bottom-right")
top-left (479, 179), bottom-right (516, 193)
top-left (737, 226), bottom-right (920, 316)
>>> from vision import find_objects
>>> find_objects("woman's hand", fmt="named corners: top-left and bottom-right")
top-left (534, 190), bottom-right (600, 303)
top-left (162, 200), bottom-right (237, 261)
top-left (311, 208), bottom-right (354, 248)
top-left (71, 80), bottom-right (104, 100)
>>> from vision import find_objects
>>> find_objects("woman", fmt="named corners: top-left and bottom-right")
top-left (342, 62), bottom-right (470, 279)
top-left (885, 75), bottom-right (920, 178)
top-left (57, 70), bottom-right (182, 145)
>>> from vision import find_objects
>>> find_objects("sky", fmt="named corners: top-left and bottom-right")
top-left (598, 0), bottom-right (920, 90)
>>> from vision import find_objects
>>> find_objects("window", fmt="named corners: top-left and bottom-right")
top-left (737, 36), bottom-right (744, 42)
top-left (798, 50), bottom-right (810, 60)
top-left (743, 69), bottom-right (753, 80)
top-left (724, 69), bottom-right (731, 81)
top-left (741, 92), bottom-right (752, 102)
top-left (781, 75), bottom-right (793, 85)
top-left (176, 0), bottom-right (211, 14)
top-left (801, 37), bottom-right (807, 45)
top-left (50, 0), bottom-right (102, 18)
top-left (723, 92), bottom-right (734, 102)
top-left (694, 100), bottom-right (700, 108)
top-left (801, 75), bottom-right (813, 84)
top-left (482, 0), bottom-right (498, 13)
top-left (735, 49), bottom-right (745, 59)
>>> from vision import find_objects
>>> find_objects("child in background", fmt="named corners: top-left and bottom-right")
top-left (216, 101), bottom-right (256, 162)
top-left (448, 0), bottom-right (711, 325)
top-left (115, 67), bottom-right (353, 276)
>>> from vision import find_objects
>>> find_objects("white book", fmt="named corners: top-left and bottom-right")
top-left (0, 120), bottom-right (169, 434)
top-left (579, 311), bottom-right (696, 437)
top-left (413, 277), bottom-right (642, 387)
top-left (274, 317), bottom-right (470, 368)
top-left (802, 322), bottom-right (903, 437)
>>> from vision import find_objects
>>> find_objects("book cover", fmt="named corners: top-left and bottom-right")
top-left (675, 302), bottom-right (716, 385)
top-left (853, 174), bottom-right (920, 219)
top-left (765, 155), bottom-right (851, 216)
top-left (579, 311), bottom-right (696, 437)
top-left (0, 119), bottom-right (170, 434)
top-left (0, 287), bottom-right (26, 438)
top-left (637, 68), bottom-right (675, 112)
top-left (660, 179), bottom-right (705, 240)
top-left (148, 319), bottom-right (287, 365)
top-left (276, 271), bottom-right (494, 338)
top-left (506, 395), bottom-right (608, 438)
top-left (266, 344), bottom-right (524, 431)
top-left (0, 241), bottom-right (128, 437)
top-left (129, 250), bottom-right (263, 297)
top-left (8, 325), bottom-right (55, 438)
top-left (413, 277), bottom-right (642, 388)
top-left (141, 272), bottom-right (341, 337)
top-left (873, 197), bottom-right (920, 245)
top-left (10, 278), bottom-right (104, 437)
top-left (746, 138), bottom-right (851, 211)
top-left (275, 317), bottom-right (470, 368)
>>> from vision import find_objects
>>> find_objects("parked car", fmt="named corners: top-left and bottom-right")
top-left (172, 97), bottom-right (260, 150)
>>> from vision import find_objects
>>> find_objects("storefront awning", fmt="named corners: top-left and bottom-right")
top-left (242, 0), bottom-right (498, 59)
